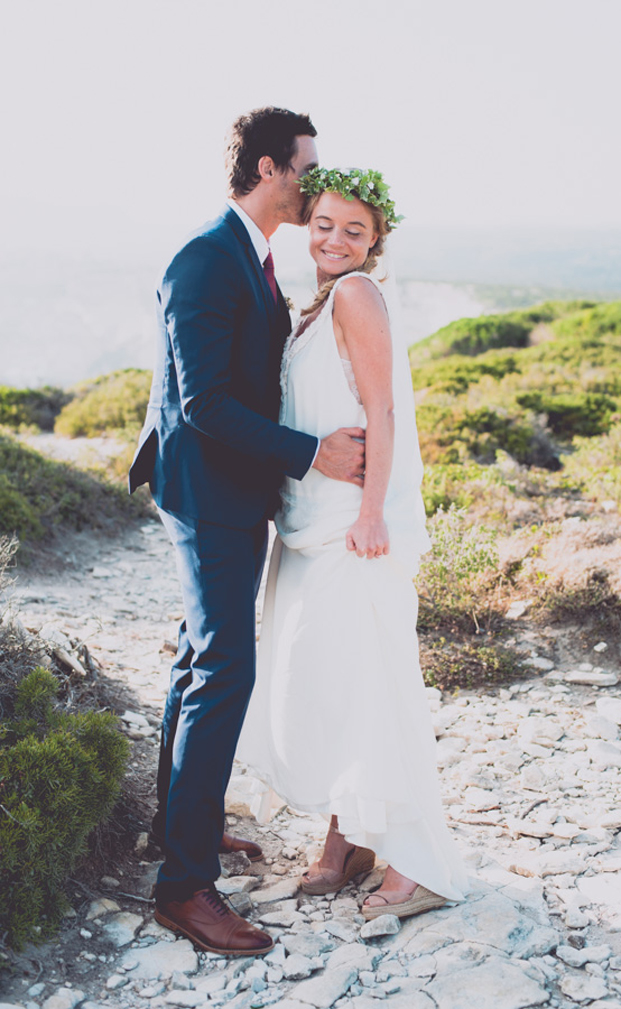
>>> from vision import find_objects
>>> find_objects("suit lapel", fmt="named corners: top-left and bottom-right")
top-left (224, 206), bottom-right (278, 320)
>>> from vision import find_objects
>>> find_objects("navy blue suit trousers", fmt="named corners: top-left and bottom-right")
top-left (155, 509), bottom-right (268, 901)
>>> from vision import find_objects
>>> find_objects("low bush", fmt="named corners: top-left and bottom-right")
top-left (563, 424), bottom-right (621, 507)
top-left (409, 300), bottom-right (599, 366)
top-left (55, 369), bottom-right (151, 438)
top-left (410, 314), bottom-right (532, 364)
top-left (417, 402), bottom-right (559, 469)
top-left (552, 301), bottom-right (621, 341)
top-left (417, 505), bottom-right (499, 631)
top-left (0, 433), bottom-right (145, 547)
top-left (421, 638), bottom-right (530, 692)
top-left (0, 386), bottom-right (72, 432)
top-left (0, 667), bottom-right (128, 949)
top-left (412, 299), bottom-right (621, 471)
top-left (514, 391), bottom-right (618, 439)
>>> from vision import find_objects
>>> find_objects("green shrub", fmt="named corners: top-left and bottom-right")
top-left (0, 386), bottom-right (72, 432)
top-left (412, 350), bottom-right (521, 394)
top-left (552, 301), bottom-right (621, 341)
top-left (422, 638), bottom-right (530, 692)
top-left (417, 505), bottom-right (499, 630)
top-left (563, 424), bottom-right (621, 506)
top-left (55, 369), bottom-right (152, 438)
top-left (0, 668), bottom-right (128, 949)
top-left (0, 433), bottom-right (144, 545)
top-left (417, 402), bottom-right (557, 468)
top-left (411, 314), bottom-right (532, 364)
top-left (514, 391), bottom-right (618, 438)
top-left (421, 461), bottom-right (496, 515)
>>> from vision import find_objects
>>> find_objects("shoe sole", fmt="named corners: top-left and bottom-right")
top-left (300, 846), bottom-right (376, 896)
top-left (150, 835), bottom-right (264, 864)
top-left (154, 909), bottom-right (274, 957)
top-left (362, 886), bottom-right (447, 920)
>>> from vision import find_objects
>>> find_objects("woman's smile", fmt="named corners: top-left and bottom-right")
top-left (308, 192), bottom-right (378, 281)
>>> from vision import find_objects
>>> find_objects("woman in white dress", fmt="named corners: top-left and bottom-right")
top-left (238, 168), bottom-right (467, 919)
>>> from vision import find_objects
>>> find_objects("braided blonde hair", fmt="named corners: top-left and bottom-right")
top-left (300, 193), bottom-right (390, 318)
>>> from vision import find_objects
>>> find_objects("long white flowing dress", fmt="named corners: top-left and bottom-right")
top-left (238, 271), bottom-right (468, 901)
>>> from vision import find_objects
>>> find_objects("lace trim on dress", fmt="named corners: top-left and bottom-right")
top-left (280, 316), bottom-right (319, 417)
top-left (340, 357), bottom-right (362, 405)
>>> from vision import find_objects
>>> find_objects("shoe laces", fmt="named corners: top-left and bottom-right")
top-left (197, 886), bottom-right (229, 918)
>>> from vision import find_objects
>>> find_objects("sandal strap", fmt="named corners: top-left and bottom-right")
top-left (363, 893), bottom-right (389, 906)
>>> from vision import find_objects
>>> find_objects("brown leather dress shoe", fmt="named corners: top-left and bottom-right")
top-left (155, 886), bottom-right (273, 956)
top-left (219, 831), bottom-right (263, 862)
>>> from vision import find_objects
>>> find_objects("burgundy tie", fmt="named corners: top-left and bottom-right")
top-left (263, 250), bottom-right (278, 304)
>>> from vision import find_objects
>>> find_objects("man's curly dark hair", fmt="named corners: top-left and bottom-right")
top-left (225, 107), bottom-right (317, 198)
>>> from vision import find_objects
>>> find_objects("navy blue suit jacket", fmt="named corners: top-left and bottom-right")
top-left (129, 207), bottom-right (317, 527)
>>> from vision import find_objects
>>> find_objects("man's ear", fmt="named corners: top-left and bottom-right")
top-left (257, 155), bottom-right (275, 181)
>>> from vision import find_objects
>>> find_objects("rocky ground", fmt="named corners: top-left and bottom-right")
top-left (2, 516), bottom-right (621, 1009)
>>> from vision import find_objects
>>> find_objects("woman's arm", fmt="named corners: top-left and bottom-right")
top-left (333, 277), bottom-right (394, 559)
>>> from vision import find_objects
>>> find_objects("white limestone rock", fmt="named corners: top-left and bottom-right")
top-left (291, 965), bottom-right (357, 1007)
top-left (194, 974), bottom-right (227, 996)
top-left (425, 954), bottom-right (549, 1009)
top-left (322, 918), bottom-right (359, 942)
top-left (252, 878), bottom-right (300, 903)
top-left (464, 787), bottom-right (500, 812)
top-left (520, 764), bottom-right (546, 791)
top-left (282, 934), bottom-right (335, 958)
top-left (407, 954), bottom-right (437, 977)
top-left (327, 943), bottom-right (382, 972)
top-left (560, 974), bottom-right (609, 1002)
top-left (258, 910), bottom-right (303, 927)
top-left (436, 736), bottom-right (468, 767)
top-left (121, 938), bottom-right (198, 978)
top-left (432, 940), bottom-right (500, 973)
top-left (282, 954), bottom-right (314, 980)
top-left (359, 914), bottom-right (401, 939)
top-left (517, 717), bottom-right (564, 747)
top-left (556, 943), bottom-right (612, 967)
top-left (105, 975), bottom-right (128, 991)
top-left (100, 911), bottom-right (143, 947)
top-left (412, 891), bottom-right (558, 957)
top-left (596, 697), bottom-right (621, 725)
top-left (588, 740), bottom-right (621, 768)
top-left (163, 992), bottom-right (206, 1008)
top-left (564, 908), bottom-right (590, 928)
top-left (565, 669), bottom-right (619, 687)
top-left (85, 897), bottom-right (121, 920)
top-left (350, 994), bottom-right (435, 1009)
top-left (43, 991), bottom-right (86, 1009)
top-left (585, 715), bottom-right (619, 741)
top-left (217, 876), bottom-right (259, 895)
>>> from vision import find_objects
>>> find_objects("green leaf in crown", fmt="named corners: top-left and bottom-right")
top-left (298, 167), bottom-right (404, 231)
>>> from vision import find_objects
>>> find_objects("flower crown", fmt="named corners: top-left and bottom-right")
top-left (298, 167), bottom-right (403, 231)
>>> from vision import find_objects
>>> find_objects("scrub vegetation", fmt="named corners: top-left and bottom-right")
top-left (414, 299), bottom-right (621, 688)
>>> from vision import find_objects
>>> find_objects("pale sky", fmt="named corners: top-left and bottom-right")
top-left (2, 0), bottom-right (621, 262)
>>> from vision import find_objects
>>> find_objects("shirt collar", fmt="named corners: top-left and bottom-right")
top-left (227, 199), bottom-right (270, 266)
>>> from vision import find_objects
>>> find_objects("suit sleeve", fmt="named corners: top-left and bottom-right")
top-left (161, 238), bottom-right (317, 480)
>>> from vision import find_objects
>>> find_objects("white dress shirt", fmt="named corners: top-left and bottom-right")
top-left (226, 199), bottom-right (321, 467)
top-left (227, 199), bottom-right (270, 266)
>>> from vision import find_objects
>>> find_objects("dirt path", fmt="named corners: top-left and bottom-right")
top-left (3, 518), bottom-right (621, 1009)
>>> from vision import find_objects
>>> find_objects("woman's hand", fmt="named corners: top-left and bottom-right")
top-left (346, 515), bottom-right (390, 559)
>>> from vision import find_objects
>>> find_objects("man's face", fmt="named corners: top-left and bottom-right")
top-left (275, 134), bottom-right (318, 225)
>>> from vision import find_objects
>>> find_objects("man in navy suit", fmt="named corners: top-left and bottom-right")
top-left (129, 108), bottom-right (364, 955)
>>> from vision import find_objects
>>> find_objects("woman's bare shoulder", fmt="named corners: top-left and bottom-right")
top-left (333, 274), bottom-right (387, 321)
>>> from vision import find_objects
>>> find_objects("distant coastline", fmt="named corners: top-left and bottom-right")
top-left (2, 226), bottom-right (620, 389)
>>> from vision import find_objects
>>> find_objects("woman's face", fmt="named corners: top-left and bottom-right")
top-left (308, 192), bottom-right (378, 279)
